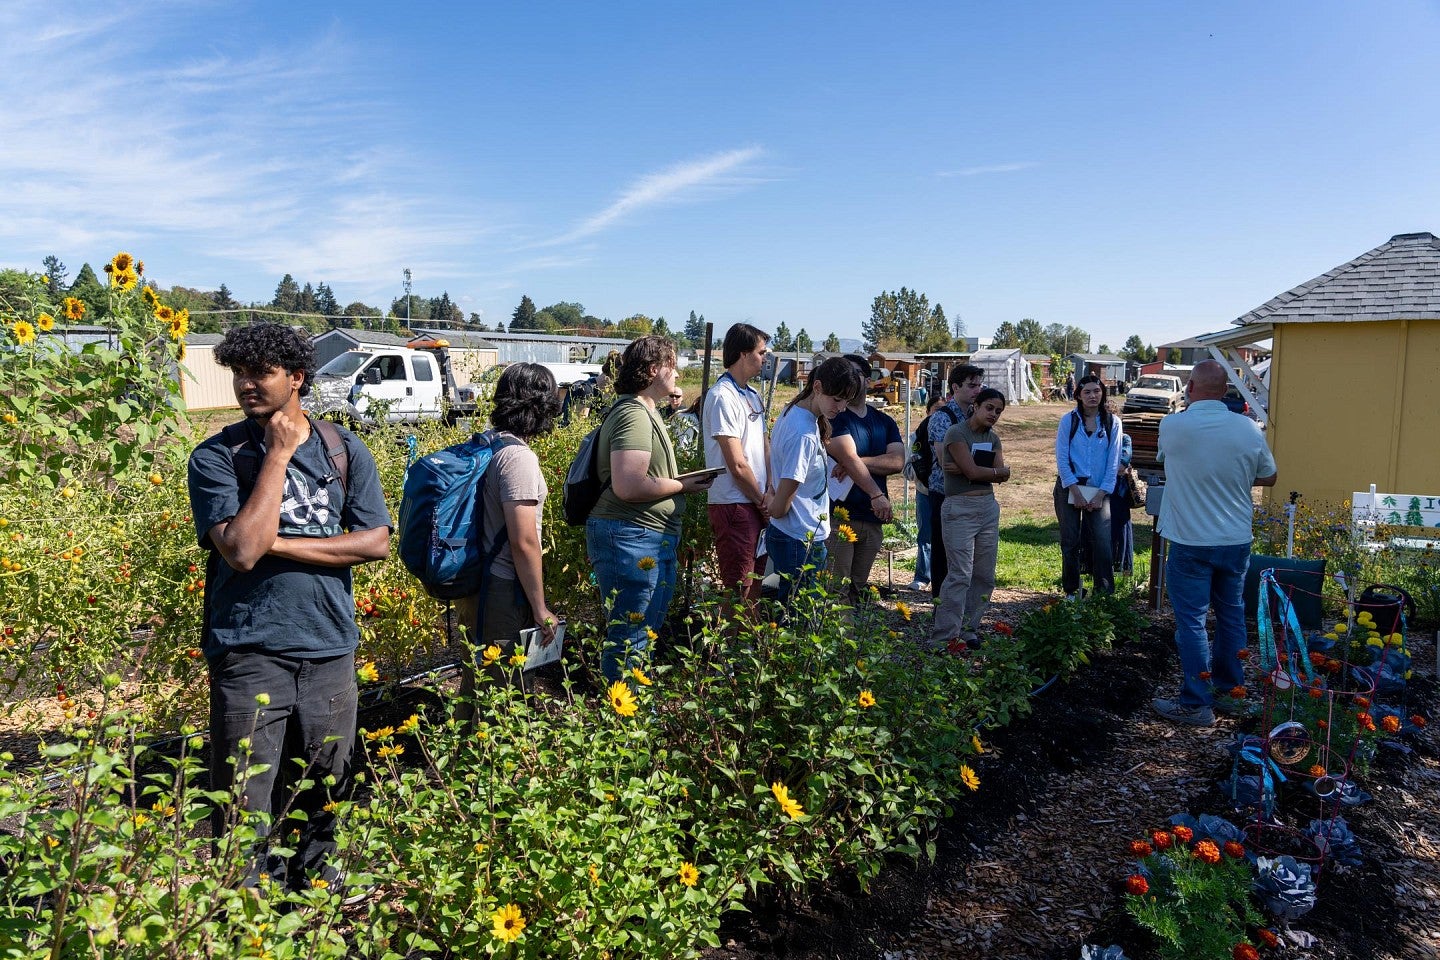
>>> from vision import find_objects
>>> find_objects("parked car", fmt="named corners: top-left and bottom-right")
top-left (1122, 374), bottom-right (1186, 414)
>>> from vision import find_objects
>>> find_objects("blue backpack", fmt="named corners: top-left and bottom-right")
top-left (399, 431), bottom-right (518, 600)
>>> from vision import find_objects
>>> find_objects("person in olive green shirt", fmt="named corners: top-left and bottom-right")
top-left (587, 336), bottom-right (715, 681)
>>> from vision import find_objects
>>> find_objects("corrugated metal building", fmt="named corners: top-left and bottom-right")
top-left (424, 329), bottom-right (631, 365)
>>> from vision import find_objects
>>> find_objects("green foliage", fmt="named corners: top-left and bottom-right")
top-left (1124, 830), bottom-right (1262, 960)
top-left (864, 288), bottom-right (951, 352)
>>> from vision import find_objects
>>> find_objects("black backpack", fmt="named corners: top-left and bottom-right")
top-left (563, 398), bottom-right (655, 526)
top-left (912, 408), bottom-right (956, 483)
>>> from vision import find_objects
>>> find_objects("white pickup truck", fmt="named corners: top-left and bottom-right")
top-left (1122, 374), bottom-right (1187, 415)
top-left (305, 340), bottom-right (478, 425)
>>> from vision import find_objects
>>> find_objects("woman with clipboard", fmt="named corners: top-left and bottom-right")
top-left (1053, 374), bottom-right (1124, 599)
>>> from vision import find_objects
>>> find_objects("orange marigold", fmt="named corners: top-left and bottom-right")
top-left (1357, 713), bottom-right (1376, 731)
top-left (1172, 825), bottom-right (1194, 844)
top-left (1256, 928), bottom-right (1279, 948)
top-left (1382, 715), bottom-right (1401, 733)
top-left (1194, 839), bottom-right (1221, 864)
top-left (1151, 830), bottom-right (1172, 850)
top-left (1411, 714), bottom-right (1427, 728)
top-left (1308, 651), bottom-right (1327, 665)
top-left (1233, 944), bottom-right (1259, 960)
top-left (1355, 696), bottom-right (1371, 709)
top-left (1223, 840), bottom-right (1246, 859)
top-left (1128, 840), bottom-right (1153, 857)
top-left (1236, 648), bottom-right (1251, 660)
top-left (1125, 874), bottom-right (1149, 896)
top-left (1229, 685), bottom-right (1247, 699)
top-left (1199, 671), bottom-right (1212, 681)
top-left (1308, 686), bottom-right (1324, 699)
top-left (1308, 764), bottom-right (1327, 778)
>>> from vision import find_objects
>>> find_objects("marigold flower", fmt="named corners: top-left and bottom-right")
top-left (1256, 928), bottom-right (1279, 948)
top-left (1236, 648), bottom-right (1251, 660)
top-left (481, 645), bottom-right (502, 666)
top-left (678, 861), bottom-right (699, 887)
top-left (63, 297), bottom-right (85, 320)
top-left (1411, 714), bottom-right (1427, 728)
top-left (1386, 632), bottom-right (1404, 647)
top-left (637, 556), bottom-right (656, 570)
top-left (10, 320), bottom-right (35, 345)
top-left (1334, 623), bottom-right (1348, 633)
top-left (1151, 830), bottom-right (1172, 850)
top-left (960, 764), bottom-right (980, 791)
top-left (1194, 839), bottom-right (1221, 864)
top-left (896, 601), bottom-right (912, 621)
top-left (1382, 715), bottom-right (1401, 733)
top-left (1233, 944), bottom-right (1259, 960)
top-left (1125, 874), bottom-right (1149, 896)
top-left (770, 781), bottom-right (805, 819)
top-left (1128, 840), bottom-right (1153, 857)
top-left (1317, 719), bottom-right (1329, 729)
top-left (1308, 764), bottom-right (1327, 778)
top-left (1223, 840), bottom-right (1246, 859)
top-left (1199, 671), bottom-right (1212, 681)
top-left (858, 690), bottom-right (876, 709)
top-left (356, 661), bottom-right (379, 683)
top-left (837, 524), bottom-right (858, 544)
top-left (994, 621), bottom-right (1013, 636)
top-left (1357, 713), bottom-right (1376, 732)
top-left (1229, 686), bottom-right (1247, 699)
top-left (631, 667), bottom-right (653, 686)
top-left (491, 903), bottom-right (526, 943)
top-left (1172, 825), bottom-right (1194, 844)
top-left (1355, 696), bottom-right (1371, 709)
top-left (607, 681), bottom-right (638, 718)
top-left (1308, 686), bottom-right (1324, 699)
top-left (1309, 651), bottom-right (1327, 665)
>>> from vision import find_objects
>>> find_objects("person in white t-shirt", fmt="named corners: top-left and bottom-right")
top-left (704, 324), bottom-right (772, 610)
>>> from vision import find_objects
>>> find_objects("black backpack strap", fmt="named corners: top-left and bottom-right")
top-left (220, 421), bottom-right (260, 495)
top-left (311, 418), bottom-right (350, 498)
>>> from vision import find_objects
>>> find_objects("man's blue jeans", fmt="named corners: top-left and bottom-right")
top-left (765, 525), bottom-right (827, 608)
top-left (1165, 541), bottom-right (1250, 708)
top-left (586, 517), bottom-right (679, 682)
top-left (914, 490), bottom-right (933, 583)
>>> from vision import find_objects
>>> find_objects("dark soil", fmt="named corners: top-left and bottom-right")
top-left (704, 599), bottom-right (1440, 960)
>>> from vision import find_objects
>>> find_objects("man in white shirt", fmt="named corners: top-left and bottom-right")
top-left (704, 324), bottom-right (771, 612)
top-left (1152, 360), bottom-right (1278, 727)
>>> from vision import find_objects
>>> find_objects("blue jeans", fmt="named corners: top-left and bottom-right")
top-left (914, 490), bottom-right (933, 583)
top-left (766, 525), bottom-right (827, 607)
top-left (1166, 541), bottom-right (1250, 708)
top-left (586, 517), bottom-right (679, 682)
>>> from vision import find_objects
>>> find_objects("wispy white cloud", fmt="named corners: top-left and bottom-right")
top-left (937, 162), bottom-right (1040, 178)
top-left (0, 2), bottom-right (488, 295)
top-left (545, 147), bottom-right (765, 245)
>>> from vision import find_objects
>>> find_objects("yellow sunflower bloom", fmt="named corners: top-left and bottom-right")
top-left (971, 735), bottom-right (985, 754)
top-left (607, 681), bottom-right (638, 717)
top-left (62, 297), bottom-right (86, 320)
top-left (631, 667), bottom-right (653, 686)
top-left (396, 714), bottom-right (420, 735)
top-left (833, 505), bottom-right (850, 522)
top-left (155, 304), bottom-right (175, 322)
top-left (508, 652), bottom-right (526, 667)
top-left (491, 903), bottom-right (526, 943)
top-left (142, 287), bottom-right (160, 308)
top-left (770, 781), bottom-right (805, 820)
top-left (356, 661), bottom-right (379, 683)
top-left (678, 861), bottom-right (699, 887)
top-left (837, 524), bottom-right (858, 544)
top-left (11, 320), bottom-right (35, 345)
top-left (627, 611), bottom-right (645, 623)
top-left (637, 556), bottom-right (657, 570)
top-left (896, 601), bottom-right (912, 621)
top-left (858, 690), bottom-right (876, 709)
top-left (481, 645), bottom-right (502, 666)
top-left (110, 251), bottom-right (134, 273)
top-left (36, 313), bottom-right (54, 331)
top-left (113, 268), bottom-right (139, 291)
top-left (960, 764), bottom-right (980, 791)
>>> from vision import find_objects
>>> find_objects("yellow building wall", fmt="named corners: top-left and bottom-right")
top-left (1269, 319), bottom-right (1440, 507)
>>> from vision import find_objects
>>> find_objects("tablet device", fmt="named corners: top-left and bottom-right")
top-left (676, 467), bottom-right (725, 483)
top-left (520, 620), bottom-right (566, 670)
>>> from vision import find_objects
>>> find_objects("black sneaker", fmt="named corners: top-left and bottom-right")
top-left (1152, 697), bottom-right (1215, 727)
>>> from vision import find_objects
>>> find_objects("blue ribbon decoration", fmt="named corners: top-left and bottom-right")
top-left (1257, 568), bottom-right (1315, 686)
top-left (1229, 736), bottom-right (1287, 819)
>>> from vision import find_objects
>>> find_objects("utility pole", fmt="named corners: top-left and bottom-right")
top-left (403, 268), bottom-right (412, 332)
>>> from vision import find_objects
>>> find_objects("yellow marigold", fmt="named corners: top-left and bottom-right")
top-left (972, 735), bottom-right (985, 754)
top-left (356, 661), bottom-right (379, 683)
top-left (63, 297), bottom-right (86, 320)
top-left (1334, 623), bottom-right (1348, 633)
top-left (491, 903), bottom-right (526, 943)
top-left (11, 320), bottom-right (35, 345)
top-left (631, 667), bottom-right (653, 686)
top-left (637, 556), bottom-right (657, 570)
top-left (960, 764), bottom-right (980, 791)
top-left (1356, 611), bottom-right (1374, 624)
top-left (678, 861), bottom-right (699, 887)
top-left (770, 781), bottom-right (805, 820)
top-left (607, 681), bottom-right (638, 717)
top-left (837, 524), bottom-right (858, 544)
top-left (858, 690), bottom-right (876, 709)
top-left (36, 313), bottom-right (54, 331)
top-left (1386, 632), bottom-right (1405, 646)
top-left (896, 601), bottom-right (912, 622)
top-left (397, 714), bottom-right (420, 735)
top-left (481, 645), bottom-right (502, 666)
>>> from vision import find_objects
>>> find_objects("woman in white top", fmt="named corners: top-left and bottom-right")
top-left (1053, 374), bottom-right (1123, 597)
top-left (765, 357), bottom-right (863, 606)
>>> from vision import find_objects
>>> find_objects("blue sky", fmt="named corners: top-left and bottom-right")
top-left (6, 0), bottom-right (1440, 350)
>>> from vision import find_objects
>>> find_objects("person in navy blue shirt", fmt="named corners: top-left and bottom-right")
top-left (825, 355), bottom-right (902, 602)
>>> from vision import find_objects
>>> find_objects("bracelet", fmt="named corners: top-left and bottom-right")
top-left (870, 492), bottom-right (887, 500)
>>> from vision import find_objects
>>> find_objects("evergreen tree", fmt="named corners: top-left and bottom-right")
top-left (863, 287), bottom-right (931, 350)
top-left (511, 295), bottom-right (539, 330)
top-left (823, 332), bottom-right (841, 352)
top-left (1098, 343), bottom-right (1111, 355)
top-left (68, 263), bottom-right (105, 316)
top-left (773, 321), bottom-right (793, 351)
top-left (991, 321), bottom-right (1020, 349)
top-left (315, 283), bottom-right (339, 317)
top-left (298, 282), bottom-right (317, 315)
top-left (684, 309), bottom-right (708, 345)
top-left (272, 274), bottom-right (300, 312)
top-left (41, 255), bottom-right (67, 297)
top-left (653, 316), bottom-right (674, 341)
top-left (920, 302), bottom-right (952, 352)
top-left (213, 283), bottom-right (238, 311)
top-left (951, 310), bottom-right (968, 341)
top-left (429, 292), bottom-right (462, 327)
top-left (795, 328), bottom-right (813, 353)
top-left (495, 321), bottom-right (507, 333)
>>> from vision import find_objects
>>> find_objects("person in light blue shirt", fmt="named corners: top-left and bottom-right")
top-left (1151, 360), bottom-right (1277, 727)
top-left (1053, 375), bottom-right (1123, 597)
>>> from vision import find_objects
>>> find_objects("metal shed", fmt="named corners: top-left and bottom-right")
top-left (312, 327), bottom-right (413, 370)
top-left (971, 348), bottom-right (1035, 402)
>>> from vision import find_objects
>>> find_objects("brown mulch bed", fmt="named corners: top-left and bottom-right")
top-left (705, 591), bottom-right (1440, 960)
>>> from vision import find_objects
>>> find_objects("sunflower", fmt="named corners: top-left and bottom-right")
top-left (677, 862), bottom-right (699, 887)
top-left (490, 903), bottom-right (526, 943)
top-left (607, 681), bottom-right (638, 717)
top-left (960, 764), bottom-right (980, 791)
top-left (857, 690), bottom-right (876, 709)
top-left (36, 313), bottom-right (54, 331)
top-left (971, 734), bottom-right (985, 754)
top-left (155, 304), bottom-right (175, 322)
top-left (836, 524), bottom-right (858, 544)
top-left (11, 320), bottom-right (35, 345)
top-left (508, 652), bottom-right (526, 667)
top-left (142, 286), bottom-right (160, 308)
top-left (110, 251), bottom-right (134, 273)
top-left (114, 269), bottom-right (139, 291)
top-left (63, 297), bottom-right (86, 320)
top-left (637, 556), bottom-right (657, 570)
top-left (630, 667), bottom-right (653, 686)
top-left (481, 645), bottom-right (502, 666)
top-left (356, 661), bottom-right (379, 683)
top-left (769, 781), bottom-right (805, 820)
top-left (895, 601), bottom-right (912, 621)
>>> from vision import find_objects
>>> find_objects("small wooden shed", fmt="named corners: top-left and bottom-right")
top-left (178, 333), bottom-right (239, 411)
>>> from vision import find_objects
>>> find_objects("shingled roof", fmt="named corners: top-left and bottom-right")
top-left (1235, 232), bottom-right (1440, 326)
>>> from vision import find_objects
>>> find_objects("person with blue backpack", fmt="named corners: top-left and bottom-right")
top-left (452, 363), bottom-right (563, 696)
top-left (587, 336), bottom-right (715, 683)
